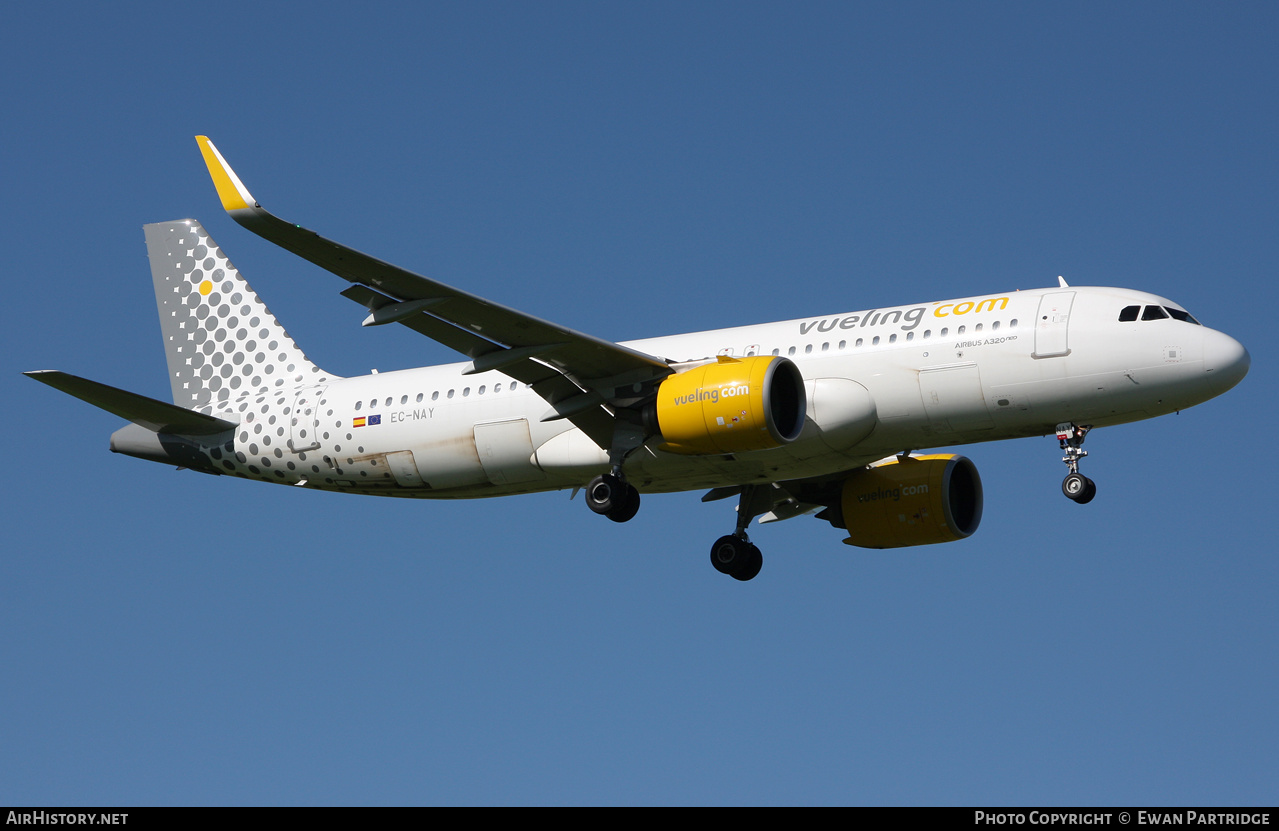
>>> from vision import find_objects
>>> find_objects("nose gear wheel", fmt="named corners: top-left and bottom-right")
top-left (1056, 422), bottom-right (1097, 504)
top-left (1061, 471), bottom-right (1097, 504)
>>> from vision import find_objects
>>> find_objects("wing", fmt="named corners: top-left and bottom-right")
top-left (195, 136), bottom-right (673, 448)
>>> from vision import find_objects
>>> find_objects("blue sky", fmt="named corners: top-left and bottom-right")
top-left (2, 2), bottom-right (1275, 806)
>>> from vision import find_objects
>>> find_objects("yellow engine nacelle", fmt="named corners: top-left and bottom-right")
top-left (836, 454), bottom-right (982, 548)
top-left (650, 356), bottom-right (806, 455)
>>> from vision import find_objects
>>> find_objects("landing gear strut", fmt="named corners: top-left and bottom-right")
top-left (1056, 422), bottom-right (1097, 504)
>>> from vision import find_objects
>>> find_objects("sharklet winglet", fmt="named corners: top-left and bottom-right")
top-left (196, 136), bottom-right (257, 212)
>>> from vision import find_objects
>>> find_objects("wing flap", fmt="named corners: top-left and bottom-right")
top-left (339, 286), bottom-right (615, 446)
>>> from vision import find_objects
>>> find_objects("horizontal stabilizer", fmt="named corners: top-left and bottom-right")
top-left (24, 371), bottom-right (237, 435)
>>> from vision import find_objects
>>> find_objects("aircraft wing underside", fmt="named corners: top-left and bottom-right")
top-left (196, 137), bottom-right (672, 448)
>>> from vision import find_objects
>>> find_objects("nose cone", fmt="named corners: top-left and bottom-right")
top-left (1202, 329), bottom-right (1250, 395)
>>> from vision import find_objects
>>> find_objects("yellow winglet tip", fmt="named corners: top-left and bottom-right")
top-left (195, 135), bottom-right (255, 212)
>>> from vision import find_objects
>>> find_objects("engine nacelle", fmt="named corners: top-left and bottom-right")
top-left (836, 454), bottom-right (982, 548)
top-left (650, 356), bottom-right (806, 455)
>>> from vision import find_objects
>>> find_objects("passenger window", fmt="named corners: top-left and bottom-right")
top-left (889, 334), bottom-right (897, 343)
top-left (1119, 305), bottom-right (1140, 322)
top-left (872, 336), bottom-right (880, 345)
top-left (1142, 305), bottom-right (1169, 321)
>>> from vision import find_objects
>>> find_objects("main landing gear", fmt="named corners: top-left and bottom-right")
top-left (585, 422), bottom-right (645, 523)
top-left (584, 472), bottom-right (766, 581)
top-left (583, 473), bottom-right (776, 581)
top-left (707, 484), bottom-right (775, 581)
top-left (1056, 422), bottom-right (1097, 504)
top-left (710, 534), bottom-right (763, 582)
top-left (585, 472), bottom-right (641, 523)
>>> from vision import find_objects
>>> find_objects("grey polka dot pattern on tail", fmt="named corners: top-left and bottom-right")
top-left (144, 219), bottom-right (337, 418)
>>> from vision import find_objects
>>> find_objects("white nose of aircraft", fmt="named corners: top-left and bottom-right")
top-left (1201, 328), bottom-right (1250, 395)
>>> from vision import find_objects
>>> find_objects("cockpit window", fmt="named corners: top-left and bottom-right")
top-left (1164, 307), bottom-right (1200, 325)
top-left (1120, 303), bottom-right (1199, 324)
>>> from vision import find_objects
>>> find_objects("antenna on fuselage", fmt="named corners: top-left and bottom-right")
top-left (1058, 275), bottom-right (1070, 288)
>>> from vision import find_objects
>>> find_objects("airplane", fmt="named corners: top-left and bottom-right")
top-left (26, 137), bottom-right (1251, 581)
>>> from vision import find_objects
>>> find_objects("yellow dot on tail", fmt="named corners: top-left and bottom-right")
top-left (199, 280), bottom-right (213, 295)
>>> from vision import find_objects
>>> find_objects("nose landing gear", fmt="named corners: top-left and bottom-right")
top-left (1062, 471), bottom-right (1096, 503)
top-left (1056, 422), bottom-right (1097, 504)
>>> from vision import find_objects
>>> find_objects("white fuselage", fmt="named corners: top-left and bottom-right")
top-left (214, 285), bottom-right (1247, 498)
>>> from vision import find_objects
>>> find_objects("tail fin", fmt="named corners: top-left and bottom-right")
top-left (144, 219), bottom-right (336, 414)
